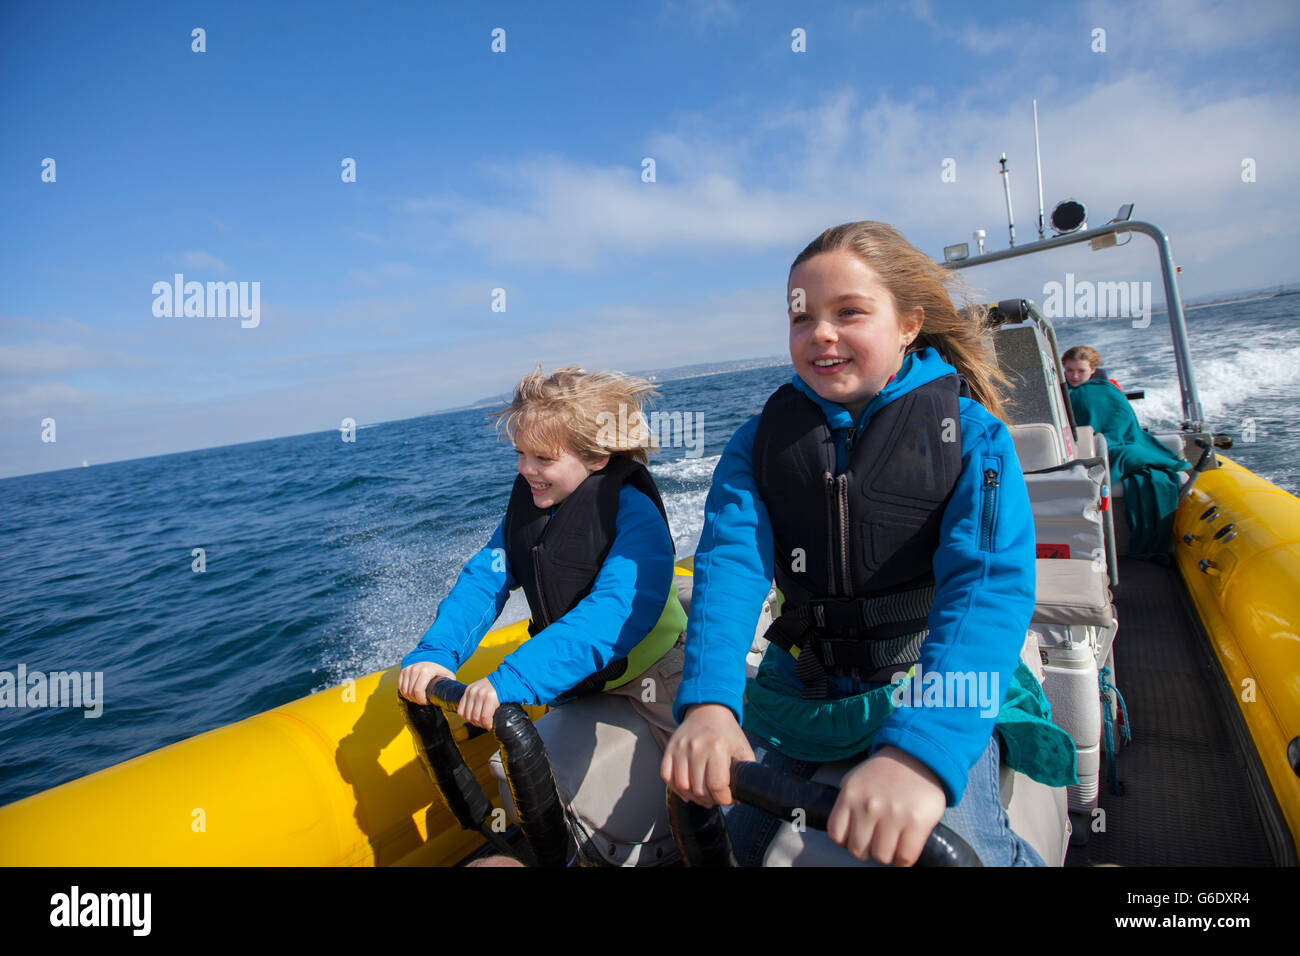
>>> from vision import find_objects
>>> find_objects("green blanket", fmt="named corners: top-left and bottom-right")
top-left (742, 660), bottom-right (1079, 790)
top-left (1068, 378), bottom-right (1190, 562)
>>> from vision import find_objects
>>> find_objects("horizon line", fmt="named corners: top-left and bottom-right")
top-left (1, 353), bottom-right (793, 483)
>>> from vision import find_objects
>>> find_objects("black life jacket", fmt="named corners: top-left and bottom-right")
top-left (752, 375), bottom-right (965, 692)
top-left (503, 455), bottom-right (675, 698)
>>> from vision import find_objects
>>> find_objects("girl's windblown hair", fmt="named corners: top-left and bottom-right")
top-left (494, 366), bottom-right (660, 465)
top-left (1062, 345), bottom-right (1102, 369)
top-left (791, 221), bottom-right (1010, 420)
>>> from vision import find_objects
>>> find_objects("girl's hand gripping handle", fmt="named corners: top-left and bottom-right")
top-left (827, 745), bottom-right (947, 866)
top-left (661, 703), bottom-right (756, 807)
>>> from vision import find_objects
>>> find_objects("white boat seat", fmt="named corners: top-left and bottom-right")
top-left (1008, 422), bottom-right (1066, 472)
top-left (997, 764), bottom-right (1072, 866)
top-left (1024, 459), bottom-right (1108, 564)
top-left (673, 572), bottom-right (695, 615)
top-left (1154, 432), bottom-right (1185, 457)
top-left (490, 690), bottom-right (679, 866)
top-left (1072, 425), bottom-right (1096, 458)
top-left (1034, 558), bottom-right (1114, 629)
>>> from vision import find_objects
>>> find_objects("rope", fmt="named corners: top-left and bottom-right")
top-left (1098, 664), bottom-right (1131, 795)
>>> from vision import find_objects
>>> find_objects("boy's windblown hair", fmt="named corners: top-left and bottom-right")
top-left (791, 221), bottom-right (1010, 421)
top-left (493, 366), bottom-right (660, 465)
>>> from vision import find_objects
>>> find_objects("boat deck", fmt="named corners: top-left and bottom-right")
top-left (1064, 557), bottom-right (1279, 866)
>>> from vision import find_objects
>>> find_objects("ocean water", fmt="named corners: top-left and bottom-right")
top-left (1, 299), bottom-right (1296, 807)
top-left (1057, 295), bottom-right (1300, 493)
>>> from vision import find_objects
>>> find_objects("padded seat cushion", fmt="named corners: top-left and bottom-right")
top-left (1008, 422), bottom-right (1066, 472)
top-left (490, 692), bottom-right (678, 866)
top-left (1034, 558), bottom-right (1114, 628)
top-left (1073, 425), bottom-right (1096, 458)
top-left (1024, 461), bottom-right (1107, 561)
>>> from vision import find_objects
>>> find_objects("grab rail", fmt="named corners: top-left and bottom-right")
top-left (667, 760), bottom-right (982, 867)
top-left (399, 678), bottom-right (575, 867)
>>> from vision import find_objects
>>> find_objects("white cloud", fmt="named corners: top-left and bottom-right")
top-left (6, 10), bottom-right (1297, 479)
top-left (1086, 0), bottom-right (1300, 52)
top-left (429, 159), bottom-right (841, 269)
top-left (0, 282), bottom-right (790, 477)
top-left (346, 262), bottom-right (419, 288)
top-left (0, 382), bottom-right (96, 413)
top-left (906, 0), bottom-right (1024, 52)
top-left (181, 250), bottom-right (230, 273)
top-left (661, 0), bottom-right (740, 33)
top-left (397, 71), bottom-right (1298, 294)
top-left (0, 314), bottom-right (99, 341)
top-left (0, 342), bottom-right (154, 377)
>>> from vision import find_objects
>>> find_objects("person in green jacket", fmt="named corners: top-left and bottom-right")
top-left (1062, 346), bottom-right (1190, 563)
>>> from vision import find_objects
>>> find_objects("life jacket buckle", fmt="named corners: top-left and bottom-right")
top-left (805, 633), bottom-right (875, 672)
top-left (808, 597), bottom-right (866, 634)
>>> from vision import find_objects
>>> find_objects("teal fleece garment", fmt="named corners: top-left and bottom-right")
top-left (1068, 378), bottom-right (1190, 562)
top-left (743, 659), bottom-right (1079, 789)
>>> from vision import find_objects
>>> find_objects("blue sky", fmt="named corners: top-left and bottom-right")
top-left (3, 0), bottom-right (1298, 477)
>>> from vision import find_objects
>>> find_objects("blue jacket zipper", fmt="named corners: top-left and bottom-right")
top-left (980, 465), bottom-right (1000, 552)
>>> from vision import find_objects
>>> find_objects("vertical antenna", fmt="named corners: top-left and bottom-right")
top-left (1033, 99), bottom-right (1045, 240)
top-left (999, 153), bottom-right (1016, 248)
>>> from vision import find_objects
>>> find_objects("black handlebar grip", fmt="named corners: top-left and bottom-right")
top-left (668, 760), bottom-right (984, 867)
top-left (427, 676), bottom-right (467, 708)
top-left (731, 761), bottom-right (981, 866)
top-left (493, 703), bottom-right (575, 868)
top-left (408, 678), bottom-right (574, 863)
top-left (399, 695), bottom-right (494, 833)
top-left (731, 761), bottom-right (839, 830)
top-left (919, 822), bottom-right (983, 868)
top-left (666, 790), bottom-right (737, 867)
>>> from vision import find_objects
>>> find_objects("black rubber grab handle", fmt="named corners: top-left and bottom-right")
top-left (669, 760), bottom-right (983, 867)
top-left (666, 792), bottom-right (737, 867)
top-left (398, 694), bottom-right (494, 834)
top-left (401, 677), bottom-right (576, 867)
top-left (492, 702), bottom-right (574, 868)
top-left (731, 760), bottom-right (839, 829)
top-left (427, 676), bottom-right (467, 708)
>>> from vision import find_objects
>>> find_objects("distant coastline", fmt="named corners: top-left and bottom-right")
top-left (438, 355), bottom-right (791, 414)
top-left (9, 281), bottom-right (1293, 481)
top-left (1048, 282), bottom-right (1300, 326)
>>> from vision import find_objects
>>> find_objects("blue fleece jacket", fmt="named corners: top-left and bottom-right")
top-left (401, 484), bottom-right (676, 706)
top-left (673, 348), bottom-right (1038, 805)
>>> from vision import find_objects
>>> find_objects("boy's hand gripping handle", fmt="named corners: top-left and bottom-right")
top-left (399, 677), bottom-right (577, 867)
top-left (667, 760), bottom-right (983, 867)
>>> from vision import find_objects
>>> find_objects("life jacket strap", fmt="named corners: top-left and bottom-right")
top-left (763, 584), bottom-right (936, 699)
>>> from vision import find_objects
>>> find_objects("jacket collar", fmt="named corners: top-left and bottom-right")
top-left (1068, 377), bottom-right (1109, 395)
top-left (790, 347), bottom-right (957, 431)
